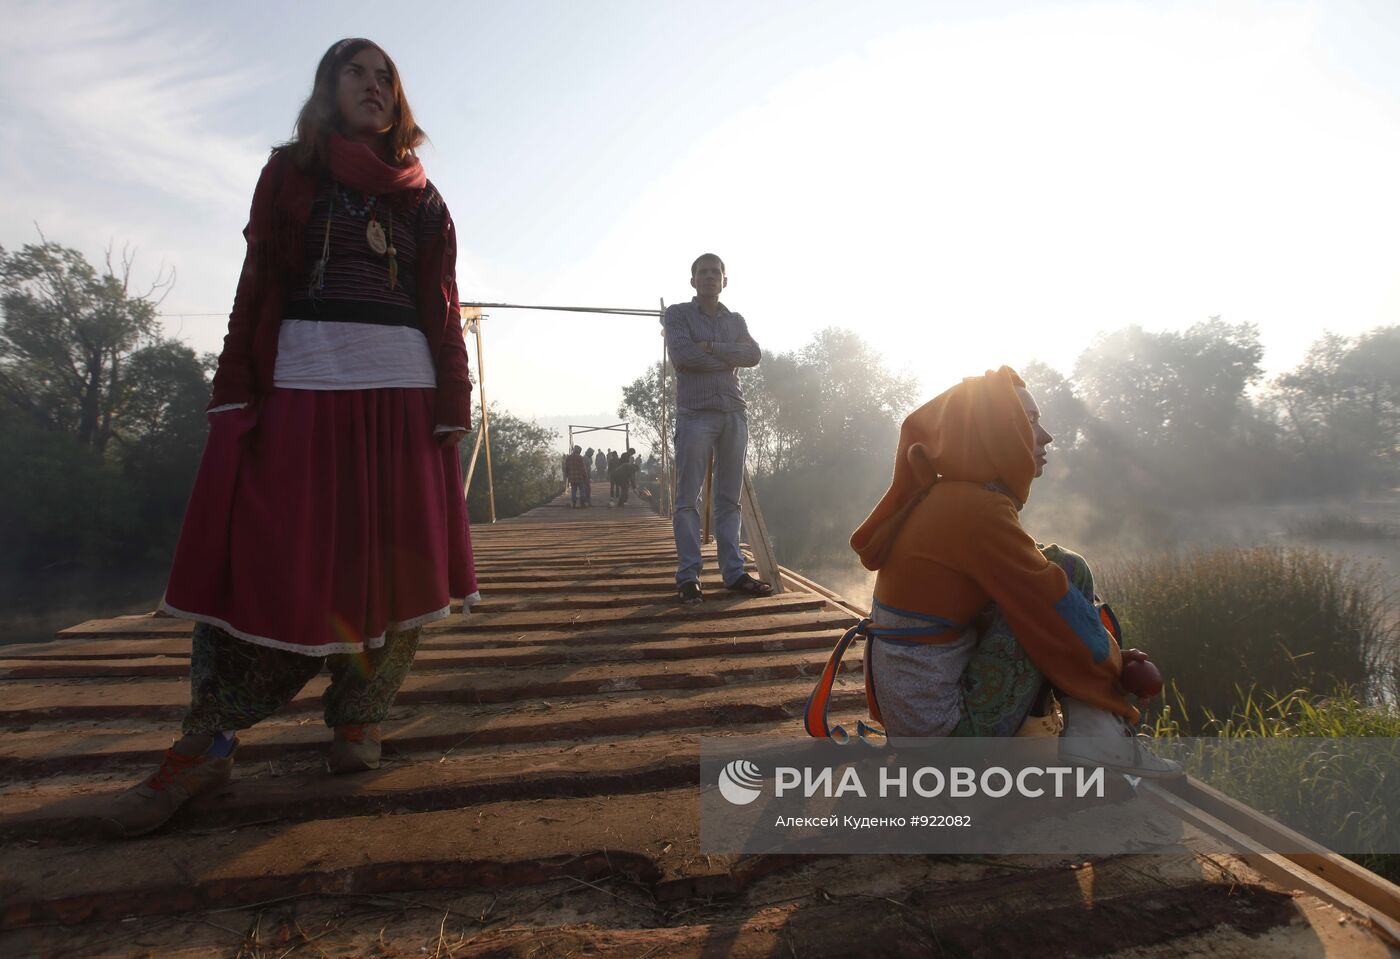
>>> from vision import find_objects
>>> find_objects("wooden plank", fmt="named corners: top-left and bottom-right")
top-left (0, 630), bottom-right (847, 681)
top-left (0, 721), bottom-right (800, 840)
top-left (12, 478), bottom-right (1398, 952)
top-left (4, 610), bottom-right (856, 662)
top-left (0, 647), bottom-right (854, 721)
top-left (1142, 782), bottom-right (1400, 945)
top-left (0, 629), bottom-right (843, 681)
top-left (1164, 775), bottom-right (1400, 934)
top-left (55, 591), bottom-right (831, 639)
top-left (0, 679), bottom-right (869, 776)
top-left (0, 787), bottom-right (786, 929)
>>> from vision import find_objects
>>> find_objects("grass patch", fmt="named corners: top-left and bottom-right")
top-left (1147, 687), bottom-right (1400, 883)
top-left (1101, 546), bottom-right (1397, 731)
top-left (1106, 546), bottom-right (1400, 879)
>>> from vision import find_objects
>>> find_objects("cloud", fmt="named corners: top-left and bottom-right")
top-left (0, 0), bottom-right (268, 212)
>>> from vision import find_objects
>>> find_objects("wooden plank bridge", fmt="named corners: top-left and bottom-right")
top-left (2, 493), bottom-right (1398, 956)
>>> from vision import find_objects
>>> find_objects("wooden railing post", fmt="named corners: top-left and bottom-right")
top-left (470, 314), bottom-right (496, 523)
top-left (739, 468), bottom-right (784, 593)
top-left (659, 298), bottom-right (672, 518)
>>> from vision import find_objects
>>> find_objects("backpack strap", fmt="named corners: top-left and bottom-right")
top-left (803, 608), bottom-right (968, 742)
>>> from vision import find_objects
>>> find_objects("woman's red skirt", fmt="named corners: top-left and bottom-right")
top-left (162, 387), bottom-right (478, 656)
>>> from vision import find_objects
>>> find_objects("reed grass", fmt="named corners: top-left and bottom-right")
top-left (1146, 685), bottom-right (1400, 881)
top-left (1101, 546), bottom-right (1398, 731)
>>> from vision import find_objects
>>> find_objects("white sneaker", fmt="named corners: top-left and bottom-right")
top-left (1058, 697), bottom-right (1183, 779)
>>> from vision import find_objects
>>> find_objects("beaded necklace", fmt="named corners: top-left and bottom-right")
top-left (308, 183), bottom-right (399, 297)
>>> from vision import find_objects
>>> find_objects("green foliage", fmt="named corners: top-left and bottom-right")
top-left (744, 328), bottom-right (918, 474)
top-left (619, 327), bottom-right (916, 570)
top-left (462, 403), bottom-right (560, 521)
top-left (618, 361), bottom-right (676, 465)
top-left (0, 240), bottom-right (208, 576)
top-left (0, 409), bottom-right (140, 571)
top-left (1022, 321), bottom-right (1400, 547)
top-left (745, 329), bottom-right (916, 567)
top-left (1146, 687), bottom-right (1400, 882)
top-left (1102, 546), bottom-right (1397, 732)
top-left (0, 240), bottom-right (173, 454)
top-left (1272, 325), bottom-right (1400, 488)
top-left (1020, 360), bottom-right (1089, 452)
top-left (1073, 317), bottom-right (1264, 446)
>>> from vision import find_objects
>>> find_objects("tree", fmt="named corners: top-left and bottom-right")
top-left (1020, 360), bottom-right (1089, 452)
top-left (461, 404), bottom-right (560, 521)
top-left (739, 328), bottom-right (917, 477)
top-left (0, 239), bottom-right (213, 575)
top-left (618, 360), bottom-right (677, 464)
top-left (0, 239), bottom-right (175, 454)
top-left (619, 328), bottom-right (916, 570)
top-left (739, 351), bottom-right (809, 475)
top-left (0, 406), bottom-right (139, 571)
top-left (1073, 317), bottom-right (1263, 447)
top-left (118, 344), bottom-right (218, 555)
top-left (1272, 325), bottom-right (1400, 487)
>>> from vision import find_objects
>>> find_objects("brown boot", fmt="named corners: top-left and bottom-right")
top-left (101, 734), bottom-right (237, 838)
top-left (328, 723), bottom-right (382, 774)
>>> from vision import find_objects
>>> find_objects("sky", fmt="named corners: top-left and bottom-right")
top-left (3, 0), bottom-right (1399, 426)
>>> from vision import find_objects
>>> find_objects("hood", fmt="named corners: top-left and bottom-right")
top-left (850, 365), bottom-right (1035, 571)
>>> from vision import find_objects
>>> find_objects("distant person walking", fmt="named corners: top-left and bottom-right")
top-left (594, 449), bottom-right (607, 479)
top-left (612, 448), bottom-right (638, 506)
top-left (565, 445), bottom-right (590, 508)
top-left (607, 449), bottom-right (619, 504)
top-left (102, 38), bottom-right (478, 837)
top-left (663, 253), bottom-right (773, 604)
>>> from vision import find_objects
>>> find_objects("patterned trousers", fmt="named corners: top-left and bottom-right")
top-left (181, 622), bottom-right (422, 735)
top-left (951, 544), bottom-right (1096, 736)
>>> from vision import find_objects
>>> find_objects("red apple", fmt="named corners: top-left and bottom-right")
top-left (1121, 658), bottom-right (1164, 699)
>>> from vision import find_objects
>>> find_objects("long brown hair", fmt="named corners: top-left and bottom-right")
top-left (283, 38), bottom-right (426, 172)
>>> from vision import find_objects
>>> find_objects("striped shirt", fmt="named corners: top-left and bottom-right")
top-left (663, 298), bottom-right (762, 412)
top-left (274, 178), bottom-right (445, 393)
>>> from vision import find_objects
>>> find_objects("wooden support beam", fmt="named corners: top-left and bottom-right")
top-left (1142, 781), bottom-right (1400, 946)
top-left (739, 467), bottom-right (784, 594)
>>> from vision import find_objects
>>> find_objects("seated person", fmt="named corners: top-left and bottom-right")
top-left (818, 366), bottom-right (1177, 778)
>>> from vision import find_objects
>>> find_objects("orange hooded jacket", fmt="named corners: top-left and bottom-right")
top-left (850, 366), bottom-right (1134, 720)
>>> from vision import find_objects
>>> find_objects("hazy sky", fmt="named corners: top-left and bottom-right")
top-left (3, 0), bottom-right (1398, 421)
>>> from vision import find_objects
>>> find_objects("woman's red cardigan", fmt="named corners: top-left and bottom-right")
top-left (208, 149), bottom-right (472, 429)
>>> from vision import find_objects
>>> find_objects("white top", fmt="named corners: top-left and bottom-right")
top-left (273, 319), bottom-right (437, 390)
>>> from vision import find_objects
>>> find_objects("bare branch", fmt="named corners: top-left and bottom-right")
top-left (105, 239), bottom-right (177, 305)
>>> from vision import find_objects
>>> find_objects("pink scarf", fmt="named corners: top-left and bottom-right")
top-left (328, 133), bottom-right (426, 194)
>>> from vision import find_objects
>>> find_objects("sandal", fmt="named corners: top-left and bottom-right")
top-left (726, 573), bottom-right (774, 597)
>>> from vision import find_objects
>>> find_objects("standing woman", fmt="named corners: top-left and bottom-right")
top-left (104, 39), bottom-right (478, 837)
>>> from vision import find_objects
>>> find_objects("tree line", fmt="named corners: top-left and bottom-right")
top-left (0, 240), bottom-right (561, 626)
top-left (621, 318), bottom-right (1400, 570)
top-left (0, 241), bottom-right (210, 577)
top-left (4, 236), bottom-right (1395, 613)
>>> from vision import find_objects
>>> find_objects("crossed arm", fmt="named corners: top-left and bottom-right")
top-left (664, 306), bottom-right (762, 372)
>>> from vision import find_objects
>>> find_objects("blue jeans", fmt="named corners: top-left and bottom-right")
top-left (673, 409), bottom-right (748, 586)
